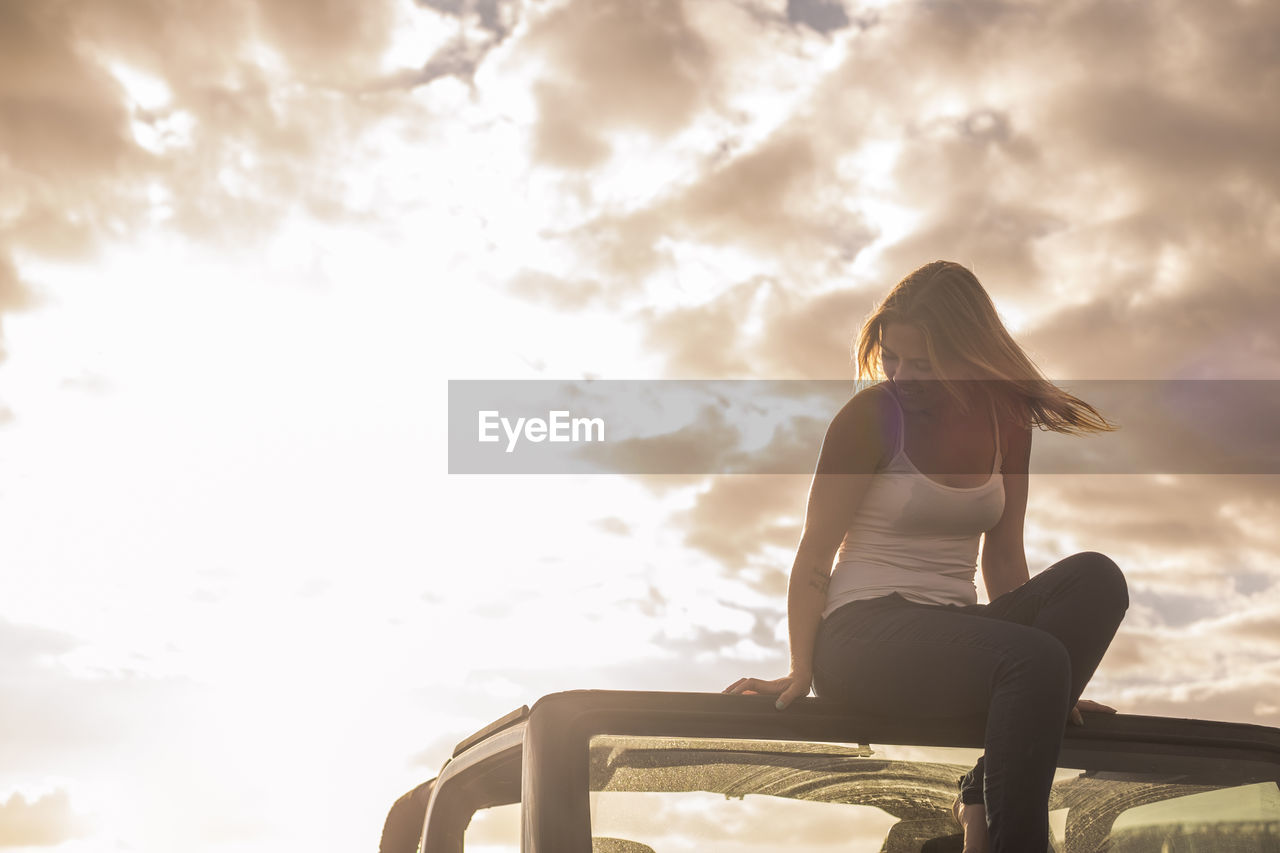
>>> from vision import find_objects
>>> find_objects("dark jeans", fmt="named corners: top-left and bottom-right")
top-left (813, 551), bottom-right (1129, 852)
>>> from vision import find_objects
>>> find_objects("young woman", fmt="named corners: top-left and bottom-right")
top-left (723, 261), bottom-right (1129, 853)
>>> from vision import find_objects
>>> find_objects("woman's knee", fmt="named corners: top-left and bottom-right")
top-left (1066, 551), bottom-right (1129, 611)
top-left (998, 630), bottom-right (1072, 706)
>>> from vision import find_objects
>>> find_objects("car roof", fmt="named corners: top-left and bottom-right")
top-left (451, 689), bottom-right (1280, 761)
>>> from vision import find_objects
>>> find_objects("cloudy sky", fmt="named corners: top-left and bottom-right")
top-left (2, 0), bottom-right (1279, 850)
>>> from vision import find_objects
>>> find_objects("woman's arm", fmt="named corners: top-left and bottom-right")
top-left (980, 419), bottom-right (1118, 725)
top-left (981, 417), bottom-right (1032, 600)
top-left (725, 388), bottom-right (887, 707)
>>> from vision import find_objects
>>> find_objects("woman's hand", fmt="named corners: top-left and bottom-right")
top-left (722, 672), bottom-right (813, 710)
top-left (1069, 697), bottom-right (1117, 726)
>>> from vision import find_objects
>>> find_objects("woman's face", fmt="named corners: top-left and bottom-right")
top-left (881, 323), bottom-right (968, 411)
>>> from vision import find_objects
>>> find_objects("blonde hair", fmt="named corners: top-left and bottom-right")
top-left (854, 261), bottom-right (1116, 435)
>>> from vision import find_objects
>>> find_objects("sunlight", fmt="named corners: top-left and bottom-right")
top-left (106, 61), bottom-right (172, 111)
top-left (835, 141), bottom-right (926, 271)
top-left (648, 238), bottom-right (770, 310)
top-left (379, 1), bottom-right (458, 76)
top-left (130, 110), bottom-right (196, 155)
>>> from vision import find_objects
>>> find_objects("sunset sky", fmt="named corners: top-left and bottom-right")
top-left (2, 0), bottom-right (1279, 850)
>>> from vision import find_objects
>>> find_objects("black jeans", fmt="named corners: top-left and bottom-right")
top-left (813, 551), bottom-right (1128, 852)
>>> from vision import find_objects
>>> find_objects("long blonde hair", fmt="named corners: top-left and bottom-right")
top-left (854, 261), bottom-right (1116, 435)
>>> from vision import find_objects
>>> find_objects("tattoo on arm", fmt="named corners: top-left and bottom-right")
top-left (808, 564), bottom-right (830, 594)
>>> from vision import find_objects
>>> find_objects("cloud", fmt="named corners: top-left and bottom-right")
top-left (638, 278), bottom-right (766, 377)
top-left (1025, 475), bottom-right (1280, 584)
top-left (819, 0), bottom-right (1279, 317)
top-left (0, 617), bottom-right (81, 666)
top-left (629, 274), bottom-right (879, 379)
top-left (506, 268), bottom-right (609, 311)
top-left (253, 0), bottom-right (396, 81)
top-left (0, 789), bottom-right (84, 848)
top-left (1019, 274), bottom-right (1280, 380)
top-left (0, 616), bottom-right (194, 771)
top-left (643, 594), bottom-right (786, 673)
top-left (384, 0), bottom-right (522, 89)
top-left (0, 3), bottom-right (140, 187)
top-left (0, 3), bottom-right (170, 268)
top-left (1061, 84), bottom-right (1280, 192)
top-left (0, 0), bottom-right (410, 246)
top-left (0, 252), bottom-right (35, 364)
top-left (785, 0), bottom-right (851, 34)
top-left (520, 0), bottom-right (714, 168)
top-left (418, 0), bottom-right (517, 41)
top-left (0, 0), bottom-right (136, 361)
top-left (748, 286), bottom-right (883, 378)
top-left (876, 193), bottom-right (1060, 299)
top-left (1041, 0), bottom-right (1280, 193)
top-left (0, 0), bottom-right (441, 385)
top-left (594, 516), bottom-right (632, 536)
top-left (670, 133), bottom-right (822, 244)
top-left (667, 132), bottom-right (874, 264)
top-left (679, 475), bottom-right (807, 577)
top-left (393, 36), bottom-right (490, 89)
top-left (559, 129), bottom-right (874, 285)
top-left (1111, 662), bottom-right (1280, 727)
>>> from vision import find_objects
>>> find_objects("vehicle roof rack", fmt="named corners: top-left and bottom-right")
top-left (453, 705), bottom-right (530, 757)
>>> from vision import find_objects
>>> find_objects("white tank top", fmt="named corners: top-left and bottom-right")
top-left (823, 386), bottom-right (1007, 615)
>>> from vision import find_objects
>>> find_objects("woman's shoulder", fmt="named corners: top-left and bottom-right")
top-left (839, 380), bottom-right (899, 425)
top-left (995, 405), bottom-right (1033, 469)
top-left (818, 382), bottom-right (896, 474)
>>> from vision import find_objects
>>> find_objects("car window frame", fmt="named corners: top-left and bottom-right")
top-left (421, 724), bottom-right (524, 853)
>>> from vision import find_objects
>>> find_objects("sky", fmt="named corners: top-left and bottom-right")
top-left (1, 0), bottom-right (1279, 850)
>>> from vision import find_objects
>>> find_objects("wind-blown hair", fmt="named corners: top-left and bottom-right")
top-left (854, 260), bottom-right (1116, 435)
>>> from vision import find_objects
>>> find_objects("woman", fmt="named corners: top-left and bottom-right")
top-left (723, 261), bottom-right (1129, 853)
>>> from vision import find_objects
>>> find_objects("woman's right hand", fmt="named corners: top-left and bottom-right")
top-left (722, 672), bottom-right (813, 710)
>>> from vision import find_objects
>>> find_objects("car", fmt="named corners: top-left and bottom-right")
top-left (379, 689), bottom-right (1280, 853)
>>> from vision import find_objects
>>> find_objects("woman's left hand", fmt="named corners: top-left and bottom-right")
top-left (722, 672), bottom-right (813, 710)
top-left (1070, 697), bottom-right (1117, 726)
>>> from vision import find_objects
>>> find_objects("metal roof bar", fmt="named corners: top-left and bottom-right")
top-left (452, 705), bottom-right (530, 758)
